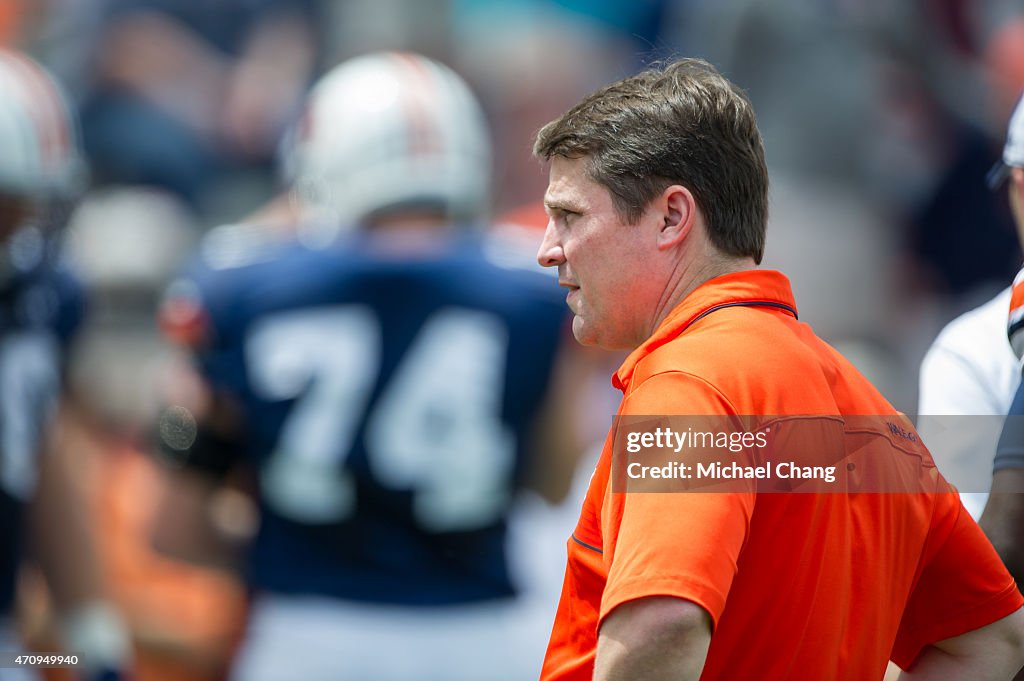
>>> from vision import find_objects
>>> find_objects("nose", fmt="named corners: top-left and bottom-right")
top-left (537, 221), bottom-right (565, 269)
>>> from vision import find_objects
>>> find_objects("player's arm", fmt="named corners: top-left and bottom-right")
top-left (593, 596), bottom-right (711, 681)
top-left (895, 608), bottom-right (1024, 680)
top-left (31, 400), bottom-right (103, 613)
top-left (150, 464), bottom-right (249, 572)
top-left (981, 379), bottom-right (1024, 582)
top-left (31, 398), bottom-right (131, 679)
top-left (150, 351), bottom-right (251, 571)
top-left (152, 266), bottom-right (255, 569)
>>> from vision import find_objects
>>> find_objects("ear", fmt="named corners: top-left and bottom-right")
top-left (656, 185), bottom-right (696, 251)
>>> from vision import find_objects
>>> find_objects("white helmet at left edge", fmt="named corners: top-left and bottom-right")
top-left (0, 48), bottom-right (84, 199)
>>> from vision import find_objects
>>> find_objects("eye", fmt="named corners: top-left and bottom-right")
top-left (555, 208), bottom-right (579, 224)
top-left (543, 204), bottom-right (580, 227)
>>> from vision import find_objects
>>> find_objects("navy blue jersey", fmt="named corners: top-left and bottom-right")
top-left (0, 264), bottom-right (85, 614)
top-left (169, 230), bottom-right (569, 605)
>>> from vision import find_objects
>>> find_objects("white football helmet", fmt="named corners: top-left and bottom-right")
top-left (284, 52), bottom-right (491, 243)
top-left (0, 48), bottom-right (83, 199)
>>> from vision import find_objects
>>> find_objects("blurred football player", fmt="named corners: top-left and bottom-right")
top-left (918, 94), bottom-right (1024, 521)
top-left (0, 49), bottom-right (130, 680)
top-left (156, 51), bottom-right (587, 681)
top-left (53, 188), bottom-right (249, 681)
top-left (978, 93), bottom-right (1024, 576)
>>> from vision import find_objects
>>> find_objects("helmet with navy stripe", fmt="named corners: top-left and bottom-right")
top-left (283, 51), bottom-right (491, 243)
top-left (0, 48), bottom-right (83, 199)
top-left (0, 49), bottom-right (85, 289)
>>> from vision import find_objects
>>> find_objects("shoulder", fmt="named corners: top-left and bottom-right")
top-left (471, 229), bottom-right (560, 290)
top-left (629, 305), bottom-right (892, 415)
top-left (197, 221), bottom-right (298, 273)
top-left (431, 232), bottom-right (567, 314)
top-left (920, 288), bottom-right (1019, 408)
top-left (11, 261), bottom-right (88, 347)
top-left (647, 302), bottom-right (797, 369)
top-left (480, 223), bottom-right (555, 277)
top-left (161, 222), bottom-right (310, 347)
top-left (927, 288), bottom-right (1014, 364)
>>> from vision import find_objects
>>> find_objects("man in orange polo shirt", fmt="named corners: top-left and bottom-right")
top-left (534, 58), bottom-right (1024, 681)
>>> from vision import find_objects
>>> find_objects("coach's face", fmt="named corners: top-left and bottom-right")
top-left (538, 156), bottom-right (665, 350)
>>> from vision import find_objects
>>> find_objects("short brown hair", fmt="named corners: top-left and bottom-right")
top-left (534, 58), bottom-right (768, 263)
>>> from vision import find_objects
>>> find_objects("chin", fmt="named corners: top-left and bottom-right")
top-left (572, 317), bottom-right (623, 349)
top-left (571, 317), bottom-right (598, 346)
top-left (573, 318), bottom-right (637, 351)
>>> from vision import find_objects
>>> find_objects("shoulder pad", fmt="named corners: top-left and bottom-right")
top-left (159, 278), bottom-right (211, 348)
top-left (482, 223), bottom-right (555, 276)
top-left (200, 222), bottom-right (290, 271)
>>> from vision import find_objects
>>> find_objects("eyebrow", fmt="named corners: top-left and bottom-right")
top-left (543, 198), bottom-right (584, 215)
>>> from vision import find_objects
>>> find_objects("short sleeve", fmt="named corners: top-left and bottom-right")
top-left (891, 495), bottom-right (1023, 669)
top-left (159, 255), bottom-right (247, 393)
top-left (599, 371), bottom-right (756, 630)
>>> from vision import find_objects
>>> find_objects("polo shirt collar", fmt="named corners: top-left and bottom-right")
top-left (613, 269), bottom-right (798, 392)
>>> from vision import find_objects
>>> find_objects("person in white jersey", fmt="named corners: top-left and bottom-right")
top-left (918, 92), bottom-right (1024, 519)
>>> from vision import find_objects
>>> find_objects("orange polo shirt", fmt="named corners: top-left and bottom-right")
top-left (541, 269), bottom-right (1022, 680)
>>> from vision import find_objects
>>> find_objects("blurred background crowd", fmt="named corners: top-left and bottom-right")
top-left (2, 0), bottom-right (1024, 679)
top-left (6, 0), bottom-right (1024, 410)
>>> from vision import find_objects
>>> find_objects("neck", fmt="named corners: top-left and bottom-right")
top-left (645, 250), bottom-right (756, 344)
